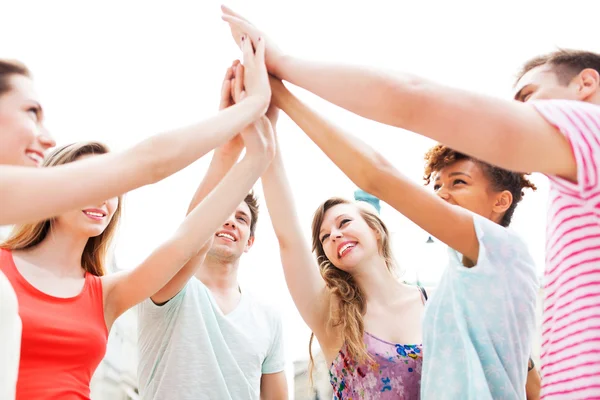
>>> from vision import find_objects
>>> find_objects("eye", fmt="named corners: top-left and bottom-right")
top-left (453, 179), bottom-right (466, 186)
top-left (27, 107), bottom-right (39, 120)
top-left (522, 93), bottom-right (533, 102)
top-left (339, 219), bottom-right (351, 228)
top-left (433, 184), bottom-right (441, 191)
top-left (237, 216), bottom-right (247, 224)
top-left (321, 233), bottom-right (330, 243)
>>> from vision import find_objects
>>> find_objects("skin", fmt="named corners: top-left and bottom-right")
top-left (221, 6), bottom-right (600, 186)
top-left (259, 104), bottom-right (425, 369)
top-left (0, 33), bottom-right (271, 225)
top-left (151, 60), bottom-right (287, 399)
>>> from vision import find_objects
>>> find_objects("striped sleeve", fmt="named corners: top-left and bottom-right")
top-left (532, 100), bottom-right (600, 198)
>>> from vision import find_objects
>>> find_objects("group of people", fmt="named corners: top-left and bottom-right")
top-left (1, 5), bottom-right (599, 400)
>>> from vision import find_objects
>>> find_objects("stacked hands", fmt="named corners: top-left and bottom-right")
top-left (218, 5), bottom-right (288, 162)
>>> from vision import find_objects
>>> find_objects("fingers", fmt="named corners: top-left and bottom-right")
top-left (254, 36), bottom-right (265, 64)
top-left (220, 5), bottom-right (250, 23)
top-left (219, 66), bottom-right (234, 110)
top-left (241, 35), bottom-right (254, 65)
top-left (221, 15), bottom-right (256, 39)
top-left (233, 64), bottom-right (245, 103)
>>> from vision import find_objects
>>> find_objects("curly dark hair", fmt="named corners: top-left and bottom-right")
top-left (423, 144), bottom-right (537, 227)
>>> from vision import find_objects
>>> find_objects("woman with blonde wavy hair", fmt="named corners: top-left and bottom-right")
top-left (259, 107), bottom-right (428, 399)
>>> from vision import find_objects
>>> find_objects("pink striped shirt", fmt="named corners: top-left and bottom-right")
top-left (533, 100), bottom-right (600, 400)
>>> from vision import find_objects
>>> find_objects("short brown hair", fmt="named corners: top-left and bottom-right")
top-left (516, 49), bottom-right (600, 86)
top-left (0, 59), bottom-right (31, 97)
top-left (244, 191), bottom-right (259, 237)
top-left (423, 144), bottom-right (536, 227)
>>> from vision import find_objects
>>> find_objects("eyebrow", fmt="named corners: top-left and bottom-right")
top-left (236, 210), bottom-right (250, 220)
top-left (513, 84), bottom-right (530, 101)
top-left (319, 214), bottom-right (350, 237)
top-left (435, 171), bottom-right (472, 181)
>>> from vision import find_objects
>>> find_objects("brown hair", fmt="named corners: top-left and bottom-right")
top-left (308, 197), bottom-right (396, 374)
top-left (423, 144), bottom-right (536, 227)
top-left (0, 59), bottom-right (31, 97)
top-left (1, 142), bottom-right (122, 276)
top-left (244, 191), bottom-right (259, 237)
top-left (516, 49), bottom-right (600, 86)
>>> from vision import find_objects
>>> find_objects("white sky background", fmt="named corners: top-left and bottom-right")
top-left (3, 0), bottom-right (599, 368)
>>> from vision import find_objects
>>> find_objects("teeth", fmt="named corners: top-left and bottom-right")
top-left (217, 233), bottom-right (235, 241)
top-left (26, 152), bottom-right (43, 165)
top-left (339, 243), bottom-right (355, 257)
top-left (85, 211), bottom-right (104, 217)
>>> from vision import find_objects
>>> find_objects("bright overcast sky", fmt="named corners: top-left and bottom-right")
top-left (3, 0), bottom-right (599, 367)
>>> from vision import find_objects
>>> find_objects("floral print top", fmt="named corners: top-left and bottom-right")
top-left (329, 287), bottom-right (427, 399)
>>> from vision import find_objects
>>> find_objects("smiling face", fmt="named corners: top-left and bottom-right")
top-left (52, 154), bottom-right (120, 239)
top-left (0, 74), bottom-right (55, 166)
top-left (316, 202), bottom-right (382, 273)
top-left (208, 200), bottom-right (255, 262)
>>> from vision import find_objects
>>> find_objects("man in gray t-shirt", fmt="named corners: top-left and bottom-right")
top-left (137, 64), bottom-right (287, 400)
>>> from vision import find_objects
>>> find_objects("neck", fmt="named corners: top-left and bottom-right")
top-left (21, 223), bottom-right (88, 277)
top-left (351, 255), bottom-right (406, 305)
top-left (195, 254), bottom-right (240, 293)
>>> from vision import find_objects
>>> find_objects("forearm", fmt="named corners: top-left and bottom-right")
top-left (0, 98), bottom-right (265, 226)
top-left (186, 147), bottom-right (242, 214)
top-left (174, 155), bottom-right (266, 260)
top-left (275, 57), bottom-right (571, 178)
top-left (276, 86), bottom-right (479, 261)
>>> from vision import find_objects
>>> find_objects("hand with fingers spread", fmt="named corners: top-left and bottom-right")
top-left (221, 5), bottom-right (285, 77)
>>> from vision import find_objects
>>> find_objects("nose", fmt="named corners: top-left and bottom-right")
top-left (330, 227), bottom-right (343, 241)
top-left (436, 186), bottom-right (450, 202)
top-left (223, 216), bottom-right (237, 229)
top-left (38, 128), bottom-right (56, 150)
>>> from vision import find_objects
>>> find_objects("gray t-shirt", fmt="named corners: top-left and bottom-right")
top-left (137, 278), bottom-right (285, 400)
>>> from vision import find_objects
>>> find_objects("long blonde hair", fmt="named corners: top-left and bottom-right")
top-left (309, 197), bottom-right (396, 373)
top-left (0, 142), bottom-right (122, 276)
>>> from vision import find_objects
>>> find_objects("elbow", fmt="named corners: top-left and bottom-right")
top-left (356, 153), bottom-right (393, 199)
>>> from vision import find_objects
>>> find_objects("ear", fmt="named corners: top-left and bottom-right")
top-left (575, 68), bottom-right (600, 100)
top-left (493, 190), bottom-right (513, 214)
top-left (244, 235), bottom-right (255, 253)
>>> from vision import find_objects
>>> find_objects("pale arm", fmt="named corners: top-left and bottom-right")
top-left (261, 129), bottom-right (332, 336)
top-left (274, 58), bottom-right (576, 181)
top-left (103, 152), bottom-right (271, 324)
top-left (260, 372), bottom-right (288, 400)
top-left (272, 78), bottom-right (480, 262)
top-left (151, 65), bottom-right (246, 305)
top-left (221, 8), bottom-right (576, 181)
top-left (0, 95), bottom-right (267, 226)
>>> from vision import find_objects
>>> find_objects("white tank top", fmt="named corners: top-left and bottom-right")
top-left (0, 270), bottom-right (20, 400)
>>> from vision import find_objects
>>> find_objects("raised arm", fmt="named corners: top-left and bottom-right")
top-left (260, 106), bottom-right (332, 338)
top-left (221, 6), bottom-right (577, 182)
top-left (102, 36), bottom-right (275, 323)
top-left (0, 59), bottom-right (269, 226)
top-left (271, 77), bottom-right (480, 263)
top-left (151, 62), bottom-right (246, 304)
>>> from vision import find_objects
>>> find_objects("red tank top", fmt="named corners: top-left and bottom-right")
top-left (0, 249), bottom-right (108, 400)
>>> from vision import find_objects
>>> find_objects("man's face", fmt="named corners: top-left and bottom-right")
top-left (514, 64), bottom-right (582, 103)
top-left (207, 200), bottom-right (254, 262)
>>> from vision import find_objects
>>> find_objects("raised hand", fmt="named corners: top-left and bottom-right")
top-left (221, 5), bottom-right (285, 76)
top-left (219, 60), bottom-right (244, 157)
top-left (239, 33), bottom-right (271, 110)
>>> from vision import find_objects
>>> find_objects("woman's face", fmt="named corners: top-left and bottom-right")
top-left (52, 155), bottom-right (119, 239)
top-left (318, 203), bottom-right (380, 272)
top-left (0, 74), bottom-right (55, 166)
